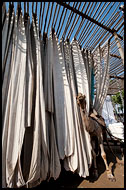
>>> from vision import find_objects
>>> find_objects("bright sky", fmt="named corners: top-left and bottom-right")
top-left (5, 2), bottom-right (124, 45)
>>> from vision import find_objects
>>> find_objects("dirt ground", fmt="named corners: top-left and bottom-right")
top-left (31, 145), bottom-right (124, 189)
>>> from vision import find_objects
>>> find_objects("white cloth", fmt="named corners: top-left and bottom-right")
top-left (102, 95), bottom-right (124, 141)
top-left (62, 40), bottom-right (92, 177)
top-left (2, 11), bottom-right (14, 123)
top-left (81, 50), bottom-right (94, 107)
top-left (2, 11), bottom-right (9, 74)
top-left (2, 2), bottom-right (6, 25)
top-left (71, 40), bottom-right (90, 114)
top-left (42, 33), bottom-right (61, 180)
top-left (102, 95), bottom-right (117, 126)
top-left (108, 123), bottom-right (124, 142)
top-left (2, 13), bottom-right (26, 188)
top-left (2, 6), bottom-right (95, 187)
top-left (24, 17), bottom-right (34, 127)
top-left (26, 15), bottom-right (49, 188)
top-left (93, 42), bottom-right (110, 115)
top-left (52, 33), bottom-right (75, 159)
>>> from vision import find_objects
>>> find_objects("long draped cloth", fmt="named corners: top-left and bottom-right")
top-left (42, 33), bottom-right (61, 180)
top-left (2, 8), bottom-right (14, 124)
top-left (26, 15), bottom-right (49, 188)
top-left (93, 42), bottom-right (110, 115)
top-left (2, 11), bottom-right (26, 188)
top-left (62, 40), bottom-right (92, 177)
top-left (2, 5), bottom-right (104, 187)
top-left (2, 2), bottom-right (6, 26)
top-left (71, 40), bottom-right (90, 114)
top-left (52, 33), bottom-right (75, 160)
top-left (81, 49), bottom-right (94, 108)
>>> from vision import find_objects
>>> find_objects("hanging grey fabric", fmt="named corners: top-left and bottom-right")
top-left (93, 42), bottom-right (110, 115)
top-left (2, 10), bottom-right (9, 74)
top-left (2, 3), bottom-right (114, 187)
top-left (26, 15), bottom-right (49, 188)
top-left (2, 9), bottom-right (92, 187)
top-left (62, 40), bottom-right (92, 177)
top-left (2, 2), bottom-right (6, 26)
top-left (52, 32), bottom-right (75, 160)
top-left (81, 49), bottom-right (94, 109)
top-left (2, 10), bottom-right (27, 188)
top-left (71, 39), bottom-right (90, 114)
top-left (42, 32), bottom-right (61, 180)
top-left (2, 8), bottom-right (14, 125)
top-left (20, 15), bottom-right (34, 185)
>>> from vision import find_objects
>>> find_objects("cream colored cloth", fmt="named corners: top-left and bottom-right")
top-left (71, 40), bottom-right (90, 114)
top-left (2, 10), bottom-right (14, 123)
top-left (62, 40), bottom-right (92, 177)
top-left (93, 42), bottom-right (110, 115)
top-left (2, 6), bottom-right (96, 187)
top-left (52, 33), bottom-right (75, 160)
top-left (42, 33), bottom-right (61, 180)
top-left (2, 12), bottom-right (26, 188)
top-left (26, 15), bottom-right (49, 188)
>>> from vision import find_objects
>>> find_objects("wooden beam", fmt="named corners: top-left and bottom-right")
top-left (109, 75), bottom-right (124, 80)
top-left (110, 54), bottom-right (121, 59)
top-left (113, 32), bottom-right (124, 64)
top-left (56, 1), bottom-right (123, 40)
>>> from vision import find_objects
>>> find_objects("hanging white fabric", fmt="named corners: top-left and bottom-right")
top-left (24, 17), bottom-right (34, 128)
top-left (102, 95), bottom-right (117, 126)
top-left (2, 5), bottom-right (98, 187)
top-left (2, 11), bottom-right (9, 75)
top-left (2, 2), bottom-right (6, 26)
top-left (42, 32), bottom-right (61, 180)
top-left (93, 42), bottom-right (110, 115)
top-left (2, 11), bottom-right (26, 188)
top-left (102, 95), bottom-right (124, 142)
top-left (52, 32), bottom-right (75, 160)
top-left (26, 15), bottom-right (49, 188)
top-left (81, 50), bottom-right (93, 109)
top-left (71, 40), bottom-right (90, 114)
top-left (62, 40), bottom-right (92, 177)
top-left (2, 10), bottom-right (14, 124)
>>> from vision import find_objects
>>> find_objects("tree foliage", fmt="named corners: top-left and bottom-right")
top-left (111, 89), bottom-right (124, 110)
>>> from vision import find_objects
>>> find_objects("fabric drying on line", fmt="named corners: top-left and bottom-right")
top-left (2, 11), bottom-right (27, 188)
top-left (93, 43), bottom-right (110, 115)
top-left (42, 32), bottom-right (61, 181)
top-left (102, 95), bottom-right (124, 142)
top-left (2, 5), bottom-right (111, 188)
top-left (62, 41), bottom-right (92, 177)
top-left (102, 95), bottom-right (117, 126)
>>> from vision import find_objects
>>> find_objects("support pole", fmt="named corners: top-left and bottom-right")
top-left (114, 32), bottom-right (124, 65)
top-left (115, 76), bottom-right (124, 108)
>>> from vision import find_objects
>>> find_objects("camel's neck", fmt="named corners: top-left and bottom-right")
top-left (80, 106), bottom-right (90, 132)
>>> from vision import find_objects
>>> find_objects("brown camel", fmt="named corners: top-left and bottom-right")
top-left (76, 93), bottom-right (117, 181)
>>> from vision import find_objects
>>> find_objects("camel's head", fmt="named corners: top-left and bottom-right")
top-left (76, 93), bottom-right (86, 112)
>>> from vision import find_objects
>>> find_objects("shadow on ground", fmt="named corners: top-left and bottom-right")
top-left (25, 145), bottom-right (123, 189)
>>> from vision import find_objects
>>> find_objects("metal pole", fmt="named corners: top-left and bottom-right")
top-left (113, 32), bottom-right (124, 65)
